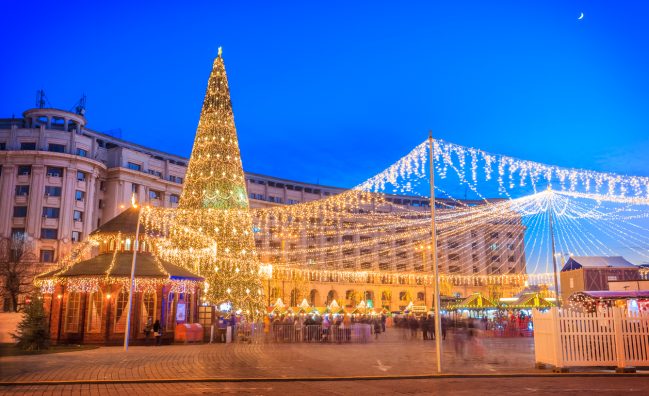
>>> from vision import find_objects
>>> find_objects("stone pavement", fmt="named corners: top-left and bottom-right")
top-left (3, 377), bottom-right (649, 396)
top-left (0, 330), bottom-right (536, 383)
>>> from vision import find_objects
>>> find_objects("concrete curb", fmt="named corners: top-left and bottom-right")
top-left (2, 372), bottom-right (649, 386)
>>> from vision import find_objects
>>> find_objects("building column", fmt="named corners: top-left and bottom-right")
top-left (27, 165), bottom-right (45, 239)
top-left (83, 171), bottom-right (98, 238)
top-left (0, 165), bottom-right (16, 237)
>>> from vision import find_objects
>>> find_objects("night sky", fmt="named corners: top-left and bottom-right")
top-left (2, 0), bottom-right (648, 189)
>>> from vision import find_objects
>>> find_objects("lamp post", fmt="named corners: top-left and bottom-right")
top-left (547, 189), bottom-right (561, 308)
top-left (56, 289), bottom-right (64, 344)
top-left (428, 131), bottom-right (442, 373)
top-left (124, 206), bottom-right (142, 351)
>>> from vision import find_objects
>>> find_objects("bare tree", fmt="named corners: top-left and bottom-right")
top-left (0, 234), bottom-right (37, 312)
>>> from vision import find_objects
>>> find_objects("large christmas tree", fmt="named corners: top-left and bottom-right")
top-left (176, 48), bottom-right (265, 317)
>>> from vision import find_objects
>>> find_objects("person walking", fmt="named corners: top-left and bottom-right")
top-left (321, 316), bottom-right (331, 342)
top-left (441, 316), bottom-right (448, 341)
top-left (263, 315), bottom-right (271, 342)
top-left (153, 319), bottom-right (162, 346)
top-left (373, 318), bottom-right (382, 340)
top-left (144, 317), bottom-right (153, 345)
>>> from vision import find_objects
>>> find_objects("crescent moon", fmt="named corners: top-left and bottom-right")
top-left (578, 12), bottom-right (584, 20)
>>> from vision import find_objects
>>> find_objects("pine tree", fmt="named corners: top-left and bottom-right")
top-left (12, 291), bottom-right (50, 351)
top-left (174, 48), bottom-right (265, 317)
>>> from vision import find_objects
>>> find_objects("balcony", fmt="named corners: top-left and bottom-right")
top-left (42, 217), bottom-right (59, 228)
top-left (44, 195), bottom-right (61, 206)
top-left (46, 175), bottom-right (63, 186)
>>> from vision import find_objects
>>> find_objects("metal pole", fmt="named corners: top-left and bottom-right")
top-left (429, 131), bottom-right (442, 373)
top-left (124, 208), bottom-right (142, 351)
top-left (547, 190), bottom-right (561, 308)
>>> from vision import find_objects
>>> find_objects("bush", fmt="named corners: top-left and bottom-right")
top-left (12, 291), bottom-right (50, 351)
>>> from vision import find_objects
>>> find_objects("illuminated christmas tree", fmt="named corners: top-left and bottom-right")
top-left (175, 48), bottom-right (265, 317)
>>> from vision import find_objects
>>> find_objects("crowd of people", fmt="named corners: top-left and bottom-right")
top-left (392, 314), bottom-right (448, 340)
top-left (262, 313), bottom-right (388, 342)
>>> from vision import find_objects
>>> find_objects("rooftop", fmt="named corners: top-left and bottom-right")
top-left (561, 256), bottom-right (637, 271)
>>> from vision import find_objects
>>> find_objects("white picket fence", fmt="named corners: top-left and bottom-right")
top-left (532, 307), bottom-right (649, 370)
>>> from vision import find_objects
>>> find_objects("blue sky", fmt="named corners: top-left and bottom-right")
top-left (2, 0), bottom-right (648, 189)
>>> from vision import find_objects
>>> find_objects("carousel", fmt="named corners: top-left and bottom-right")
top-left (35, 207), bottom-right (204, 345)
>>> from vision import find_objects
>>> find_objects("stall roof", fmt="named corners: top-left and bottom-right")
top-left (579, 290), bottom-right (649, 299)
top-left (449, 293), bottom-right (499, 309)
top-left (505, 293), bottom-right (555, 308)
top-left (561, 256), bottom-right (637, 271)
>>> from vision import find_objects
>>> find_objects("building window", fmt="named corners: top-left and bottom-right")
top-left (0, 142), bottom-right (5, 150)
top-left (48, 143), bottom-right (66, 153)
top-left (42, 207), bottom-right (60, 219)
top-left (149, 190), bottom-right (161, 200)
top-left (76, 171), bottom-right (86, 181)
top-left (491, 255), bottom-right (500, 262)
top-left (86, 292), bottom-right (103, 333)
top-left (11, 228), bottom-right (25, 239)
top-left (166, 292), bottom-right (176, 330)
top-left (65, 292), bottom-right (82, 332)
top-left (448, 253), bottom-right (460, 261)
top-left (71, 231), bottom-right (82, 243)
top-left (45, 186), bottom-right (62, 197)
top-left (471, 242), bottom-right (478, 249)
top-left (472, 254), bottom-right (478, 262)
top-left (569, 278), bottom-right (574, 289)
top-left (127, 162), bottom-right (142, 171)
top-left (41, 228), bottom-right (58, 239)
top-left (148, 169), bottom-right (163, 178)
top-left (20, 142), bottom-right (36, 150)
top-left (508, 256), bottom-right (515, 262)
top-left (114, 292), bottom-right (129, 333)
top-left (17, 165), bottom-right (32, 176)
top-left (46, 167), bottom-right (64, 177)
top-left (75, 190), bottom-right (85, 201)
top-left (131, 183), bottom-right (139, 194)
top-left (169, 194), bottom-right (180, 204)
top-left (140, 292), bottom-right (157, 330)
top-left (76, 148), bottom-right (88, 157)
top-left (13, 206), bottom-right (27, 218)
top-left (15, 185), bottom-right (30, 196)
top-left (73, 210), bottom-right (83, 222)
top-left (169, 175), bottom-right (183, 183)
top-left (40, 249), bottom-right (55, 263)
